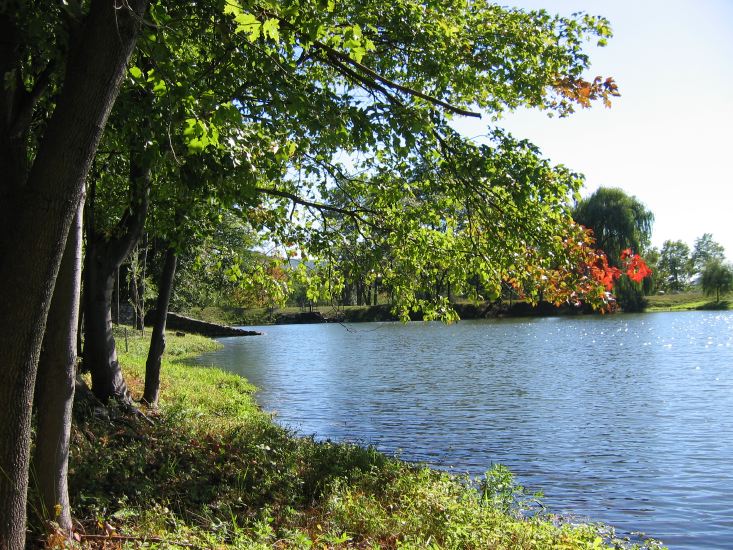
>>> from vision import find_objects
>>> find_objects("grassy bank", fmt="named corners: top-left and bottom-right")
top-left (645, 290), bottom-right (732, 312)
top-left (58, 329), bottom-right (663, 548)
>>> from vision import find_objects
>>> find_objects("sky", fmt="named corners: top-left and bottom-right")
top-left (453, 0), bottom-right (733, 256)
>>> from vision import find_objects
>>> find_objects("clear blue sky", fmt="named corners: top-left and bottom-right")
top-left (454, 0), bottom-right (733, 256)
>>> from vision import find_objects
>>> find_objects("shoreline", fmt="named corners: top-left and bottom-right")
top-left (183, 292), bottom-right (732, 328)
top-left (58, 329), bottom-right (663, 549)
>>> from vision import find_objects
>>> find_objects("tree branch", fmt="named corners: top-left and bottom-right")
top-left (312, 39), bottom-right (481, 118)
top-left (254, 186), bottom-right (377, 227)
top-left (9, 61), bottom-right (56, 138)
top-left (254, 8), bottom-right (480, 118)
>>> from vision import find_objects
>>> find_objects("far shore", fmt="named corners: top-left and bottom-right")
top-left (181, 290), bottom-right (731, 329)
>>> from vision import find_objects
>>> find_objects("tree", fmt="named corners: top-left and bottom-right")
top-left (572, 187), bottom-right (654, 311)
top-left (692, 233), bottom-right (726, 275)
top-left (31, 202), bottom-right (84, 534)
top-left (572, 187), bottom-right (653, 264)
top-left (0, 2), bottom-right (147, 545)
top-left (2, 1), bottom-right (620, 544)
top-left (83, 146), bottom-right (151, 402)
top-left (657, 239), bottom-right (692, 292)
top-left (701, 260), bottom-right (733, 302)
top-left (88, 0), bottom-right (624, 400)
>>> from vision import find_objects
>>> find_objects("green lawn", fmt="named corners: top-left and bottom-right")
top-left (645, 290), bottom-right (732, 312)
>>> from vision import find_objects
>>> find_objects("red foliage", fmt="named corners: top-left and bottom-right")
top-left (590, 254), bottom-right (621, 291)
top-left (623, 253), bottom-right (653, 283)
top-left (506, 224), bottom-right (653, 313)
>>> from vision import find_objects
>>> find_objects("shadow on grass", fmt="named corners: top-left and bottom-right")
top-left (696, 300), bottom-right (731, 310)
top-left (63, 398), bottom-right (397, 544)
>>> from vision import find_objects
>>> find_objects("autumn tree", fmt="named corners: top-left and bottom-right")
top-left (572, 187), bottom-right (654, 310)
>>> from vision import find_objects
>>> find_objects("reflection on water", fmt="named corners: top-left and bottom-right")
top-left (194, 311), bottom-right (733, 549)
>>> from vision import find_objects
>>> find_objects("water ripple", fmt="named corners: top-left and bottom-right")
top-left (195, 311), bottom-right (733, 549)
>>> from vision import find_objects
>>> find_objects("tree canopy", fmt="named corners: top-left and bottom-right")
top-left (657, 239), bottom-right (691, 292)
top-left (691, 233), bottom-right (726, 275)
top-left (0, 0), bottom-right (630, 545)
top-left (572, 187), bottom-right (653, 265)
top-left (701, 260), bottom-right (733, 303)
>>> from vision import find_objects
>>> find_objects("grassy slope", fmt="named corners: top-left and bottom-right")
top-left (645, 290), bottom-right (732, 312)
top-left (61, 329), bottom-right (663, 548)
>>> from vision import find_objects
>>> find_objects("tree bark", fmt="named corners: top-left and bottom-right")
top-left (143, 247), bottom-right (178, 407)
top-left (0, 2), bottom-right (147, 547)
top-left (84, 156), bottom-right (150, 402)
top-left (32, 201), bottom-right (84, 534)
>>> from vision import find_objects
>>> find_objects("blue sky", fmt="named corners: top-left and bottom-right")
top-left (454, 0), bottom-right (733, 256)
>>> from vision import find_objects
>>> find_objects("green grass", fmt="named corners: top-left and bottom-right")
top-left (58, 329), bottom-right (665, 548)
top-left (645, 290), bottom-right (732, 312)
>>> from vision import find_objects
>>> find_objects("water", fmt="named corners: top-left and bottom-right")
top-left (193, 311), bottom-right (733, 548)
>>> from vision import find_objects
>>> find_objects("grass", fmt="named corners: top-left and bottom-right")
top-left (53, 328), bottom-right (665, 548)
top-left (645, 290), bottom-right (732, 312)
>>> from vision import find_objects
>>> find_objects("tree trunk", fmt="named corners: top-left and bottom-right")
top-left (0, 2), bottom-right (147, 546)
top-left (32, 201), bottom-right (83, 533)
top-left (356, 280), bottom-right (364, 306)
top-left (83, 243), bottom-right (130, 402)
top-left (143, 247), bottom-right (178, 407)
top-left (83, 155), bottom-right (150, 402)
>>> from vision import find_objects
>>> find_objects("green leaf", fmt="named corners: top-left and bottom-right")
top-left (234, 13), bottom-right (262, 42)
top-left (262, 18), bottom-right (280, 42)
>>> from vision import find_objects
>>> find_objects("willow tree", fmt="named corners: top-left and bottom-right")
top-left (572, 187), bottom-right (654, 311)
top-left (573, 187), bottom-right (653, 265)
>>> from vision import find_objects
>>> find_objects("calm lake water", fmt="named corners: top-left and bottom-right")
top-left (194, 311), bottom-right (733, 549)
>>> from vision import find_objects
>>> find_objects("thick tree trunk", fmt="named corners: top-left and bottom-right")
top-left (143, 247), bottom-right (178, 407)
top-left (32, 201), bottom-right (83, 533)
top-left (0, 3), bottom-right (147, 547)
top-left (84, 244), bottom-right (130, 402)
top-left (83, 156), bottom-right (150, 402)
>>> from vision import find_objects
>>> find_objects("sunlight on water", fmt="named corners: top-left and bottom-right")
top-left (195, 311), bottom-right (733, 549)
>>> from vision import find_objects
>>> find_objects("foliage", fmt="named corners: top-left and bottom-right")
top-left (572, 187), bottom-right (654, 310)
top-left (572, 187), bottom-right (653, 265)
top-left (55, 331), bottom-right (662, 549)
top-left (171, 211), bottom-right (288, 312)
top-left (691, 233), bottom-right (726, 275)
top-left (125, 0), bottom-right (624, 322)
top-left (656, 240), bottom-right (692, 292)
top-left (701, 260), bottom-right (733, 303)
top-left (507, 225), bottom-right (652, 313)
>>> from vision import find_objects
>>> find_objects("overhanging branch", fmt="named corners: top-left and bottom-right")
top-left (254, 186), bottom-right (378, 228)
top-left (313, 39), bottom-right (481, 119)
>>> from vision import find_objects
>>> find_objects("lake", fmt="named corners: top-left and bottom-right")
top-left (193, 311), bottom-right (733, 549)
